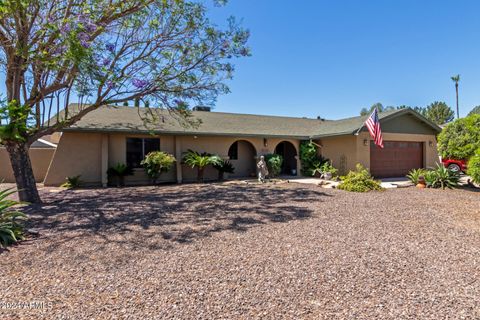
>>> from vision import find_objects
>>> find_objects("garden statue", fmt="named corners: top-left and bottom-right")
top-left (257, 156), bottom-right (269, 183)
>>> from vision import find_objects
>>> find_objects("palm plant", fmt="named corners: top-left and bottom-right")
top-left (0, 186), bottom-right (27, 248)
top-left (60, 175), bottom-right (82, 189)
top-left (107, 163), bottom-right (134, 187)
top-left (182, 150), bottom-right (222, 182)
top-left (213, 159), bottom-right (235, 181)
top-left (451, 74), bottom-right (460, 119)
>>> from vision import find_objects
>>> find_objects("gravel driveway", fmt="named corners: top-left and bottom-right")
top-left (1, 183), bottom-right (480, 319)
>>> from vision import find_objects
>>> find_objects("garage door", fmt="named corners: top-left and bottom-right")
top-left (370, 141), bottom-right (423, 178)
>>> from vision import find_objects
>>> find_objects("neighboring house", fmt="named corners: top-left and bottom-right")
top-left (0, 134), bottom-right (59, 183)
top-left (0, 105), bottom-right (441, 186)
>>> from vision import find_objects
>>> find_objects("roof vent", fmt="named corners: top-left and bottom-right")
top-left (192, 106), bottom-right (211, 112)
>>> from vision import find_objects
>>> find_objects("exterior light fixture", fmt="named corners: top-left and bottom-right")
top-left (429, 141), bottom-right (433, 147)
top-left (363, 139), bottom-right (368, 146)
top-left (263, 138), bottom-right (268, 147)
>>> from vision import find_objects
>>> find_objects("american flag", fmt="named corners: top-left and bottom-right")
top-left (365, 108), bottom-right (384, 148)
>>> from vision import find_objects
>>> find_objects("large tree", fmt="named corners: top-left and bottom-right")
top-left (360, 103), bottom-right (395, 116)
top-left (423, 101), bottom-right (454, 125)
top-left (437, 114), bottom-right (480, 160)
top-left (0, 0), bottom-right (249, 202)
top-left (468, 105), bottom-right (480, 116)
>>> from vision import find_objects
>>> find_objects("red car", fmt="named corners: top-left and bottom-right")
top-left (442, 158), bottom-right (467, 173)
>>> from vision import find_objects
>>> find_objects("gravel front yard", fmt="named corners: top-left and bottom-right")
top-left (1, 183), bottom-right (480, 319)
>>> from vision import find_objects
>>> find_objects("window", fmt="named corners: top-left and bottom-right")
top-left (126, 137), bottom-right (160, 168)
top-left (228, 141), bottom-right (238, 160)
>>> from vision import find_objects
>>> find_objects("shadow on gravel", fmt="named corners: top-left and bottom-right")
top-left (23, 184), bottom-right (331, 251)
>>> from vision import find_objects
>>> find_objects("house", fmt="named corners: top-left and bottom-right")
top-left (0, 134), bottom-right (59, 183)
top-left (0, 105), bottom-right (441, 186)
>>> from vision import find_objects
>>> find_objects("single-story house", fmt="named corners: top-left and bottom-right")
top-left (0, 105), bottom-right (442, 186)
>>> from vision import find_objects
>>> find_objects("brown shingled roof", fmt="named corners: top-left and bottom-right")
top-left (61, 105), bottom-right (441, 138)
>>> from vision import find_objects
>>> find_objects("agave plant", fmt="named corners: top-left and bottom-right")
top-left (213, 159), bottom-right (235, 181)
top-left (0, 186), bottom-right (27, 248)
top-left (424, 164), bottom-right (460, 189)
top-left (406, 168), bottom-right (428, 184)
top-left (182, 149), bottom-right (222, 182)
top-left (107, 163), bottom-right (134, 187)
top-left (60, 175), bottom-right (82, 189)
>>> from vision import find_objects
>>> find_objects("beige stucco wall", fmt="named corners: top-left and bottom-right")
top-left (44, 132), bottom-right (103, 186)
top-left (42, 131), bottom-right (301, 186)
top-left (317, 135), bottom-right (358, 175)
top-left (0, 147), bottom-right (55, 183)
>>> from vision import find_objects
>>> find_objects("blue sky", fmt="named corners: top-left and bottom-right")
top-left (209, 0), bottom-right (480, 119)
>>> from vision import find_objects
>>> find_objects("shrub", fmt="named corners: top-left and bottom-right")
top-left (0, 186), bottom-right (27, 248)
top-left (406, 168), bottom-right (428, 184)
top-left (264, 154), bottom-right (283, 177)
top-left (213, 159), bottom-right (235, 181)
top-left (467, 148), bottom-right (480, 184)
top-left (424, 164), bottom-right (459, 189)
top-left (182, 150), bottom-right (222, 182)
top-left (311, 161), bottom-right (338, 178)
top-left (437, 114), bottom-right (480, 160)
top-left (107, 163), bottom-right (134, 187)
top-left (338, 164), bottom-right (383, 192)
top-left (60, 175), bottom-right (82, 189)
top-left (299, 141), bottom-right (328, 176)
top-left (141, 151), bottom-right (176, 184)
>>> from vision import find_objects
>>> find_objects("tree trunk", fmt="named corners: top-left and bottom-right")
top-left (5, 142), bottom-right (41, 203)
top-left (197, 167), bottom-right (204, 182)
top-left (455, 84), bottom-right (459, 119)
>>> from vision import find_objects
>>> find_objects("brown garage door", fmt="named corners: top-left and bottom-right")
top-left (370, 141), bottom-right (423, 178)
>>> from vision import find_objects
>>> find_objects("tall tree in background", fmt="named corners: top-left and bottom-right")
top-left (423, 101), bottom-right (454, 125)
top-left (360, 103), bottom-right (395, 116)
top-left (0, 0), bottom-right (250, 202)
top-left (451, 74), bottom-right (460, 119)
top-left (468, 106), bottom-right (480, 116)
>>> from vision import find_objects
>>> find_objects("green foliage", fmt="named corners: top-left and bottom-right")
top-left (213, 159), bottom-right (235, 180)
top-left (338, 164), bottom-right (383, 192)
top-left (60, 175), bottom-right (82, 189)
top-left (312, 161), bottom-right (338, 178)
top-left (406, 168), bottom-right (428, 184)
top-left (423, 164), bottom-right (459, 189)
top-left (264, 154), bottom-right (283, 177)
top-left (423, 101), bottom-right (454, 125)
top-left (0, 100), bottom-right (30, 142)
top-left (182, 150), bottom-right (222, 182)
top-left (0, 186), bottom-right (27, 248)
top-left (360, 103), bottom-right (395, 116)
top-left (141, 151), bottom-right (176, 183)
top-left (437, 114), bottom-right (480, 159)
top-left (299, 141), bottom-right (329, 176)
top-left (107, 163), bottom-right (134, 187)
top-left (468, 106), bottom-right (480, 116)
top-left (467, 148), bottom-right (480, 184)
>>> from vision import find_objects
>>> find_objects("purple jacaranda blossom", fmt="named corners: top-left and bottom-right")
top-left (60, 23), bottom-right (71, 34)
top-left (53, 45), bottom-right (67, 55)
top-left (105, 43), bottom-right (115, 53)
top-left (77, 32), bottom-right (90, 48)
top-left (102, 58), bottom-right (111, 66)
top-left (84, 22), bottom-right (97, 33)
top-left (106, 81), bottom-right (115, 89)
top-left (132, 78), bottom-right (149, 89)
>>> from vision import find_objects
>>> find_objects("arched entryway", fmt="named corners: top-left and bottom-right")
top-left (228, 140), bottom-right (257, 178)
top-left (274, 141), bottom-right (297, 175)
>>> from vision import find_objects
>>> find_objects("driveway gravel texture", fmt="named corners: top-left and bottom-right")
top-left (1, 182), bottom-right (480, 319)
